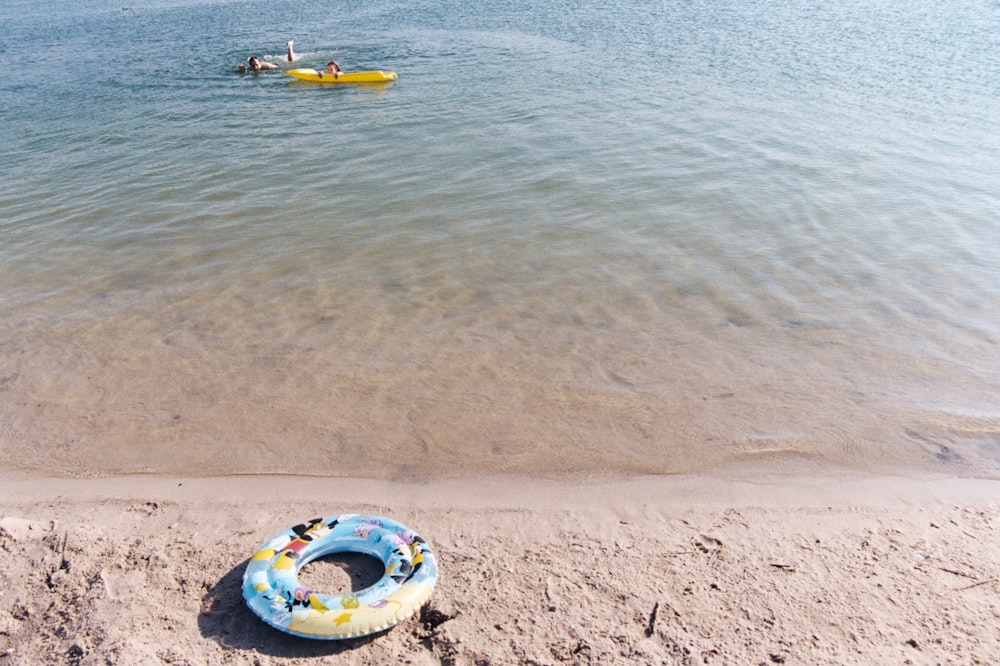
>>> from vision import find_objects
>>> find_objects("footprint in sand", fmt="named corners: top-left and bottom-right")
top-left (694, 534), bottom-right (723, 553)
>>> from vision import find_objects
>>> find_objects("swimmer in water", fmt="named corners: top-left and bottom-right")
top-left (318, 60), bottom-right (341, 79)
top-left (240, 41), bottom-right (298, 73)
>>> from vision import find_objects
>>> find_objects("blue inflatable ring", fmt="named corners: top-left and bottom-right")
top-left (242, 514), bottom-right (439, 639)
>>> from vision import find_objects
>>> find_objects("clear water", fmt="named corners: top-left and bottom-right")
top-left (1, 0), bottom-right (999, 479)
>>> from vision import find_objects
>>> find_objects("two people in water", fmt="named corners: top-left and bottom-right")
top-left (239, 42), bottom-right (344, 77)
top-left (240, 40), bottom-right (298, 73)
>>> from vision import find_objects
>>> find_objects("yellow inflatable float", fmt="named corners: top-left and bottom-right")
top-left (285, 68), bottom-right (398, 83)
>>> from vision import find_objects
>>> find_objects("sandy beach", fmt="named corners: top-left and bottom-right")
top-left (1, 471), bottom-right (997, 665)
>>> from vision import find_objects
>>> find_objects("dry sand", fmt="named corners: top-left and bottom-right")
top-left (1, 472), bottom-right (998, 665)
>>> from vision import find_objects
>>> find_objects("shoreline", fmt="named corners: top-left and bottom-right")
top-left (2, 472), bottom-right (998, 664)
top-left (3, 468), bottom-right (1000, 509)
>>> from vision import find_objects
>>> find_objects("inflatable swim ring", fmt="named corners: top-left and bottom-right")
top-left (242, 514), bottom-right (439, 639)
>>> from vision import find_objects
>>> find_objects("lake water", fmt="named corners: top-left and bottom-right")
top-left (2, 0), bottom-right (999, 480)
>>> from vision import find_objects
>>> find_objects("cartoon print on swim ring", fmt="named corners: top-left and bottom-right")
top-left (242, 514), bottom-right (439, 639)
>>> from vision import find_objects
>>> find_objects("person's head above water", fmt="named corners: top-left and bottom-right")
top-left (245, 56), bottom-right (279, 72)
top-left (326, 60), bottom-right (341, 74)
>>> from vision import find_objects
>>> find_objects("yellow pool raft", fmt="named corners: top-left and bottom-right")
top-left (286, 68), bottom-right (398, 83)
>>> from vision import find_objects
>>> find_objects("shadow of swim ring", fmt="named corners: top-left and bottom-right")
top-left (242, 514), bottom-right (438, 640)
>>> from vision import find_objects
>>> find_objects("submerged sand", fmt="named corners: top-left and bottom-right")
top-left (1, 472), bottom-right (997, 665)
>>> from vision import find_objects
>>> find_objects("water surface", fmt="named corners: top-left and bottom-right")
top-left (2, 0), bottom-right (999, 479)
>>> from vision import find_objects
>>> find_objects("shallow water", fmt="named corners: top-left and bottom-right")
top-left (2, 0), bottom-right (999, 479)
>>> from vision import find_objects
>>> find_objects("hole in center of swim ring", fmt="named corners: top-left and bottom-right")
top-left (297, 552), bottom-right (384, 594)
